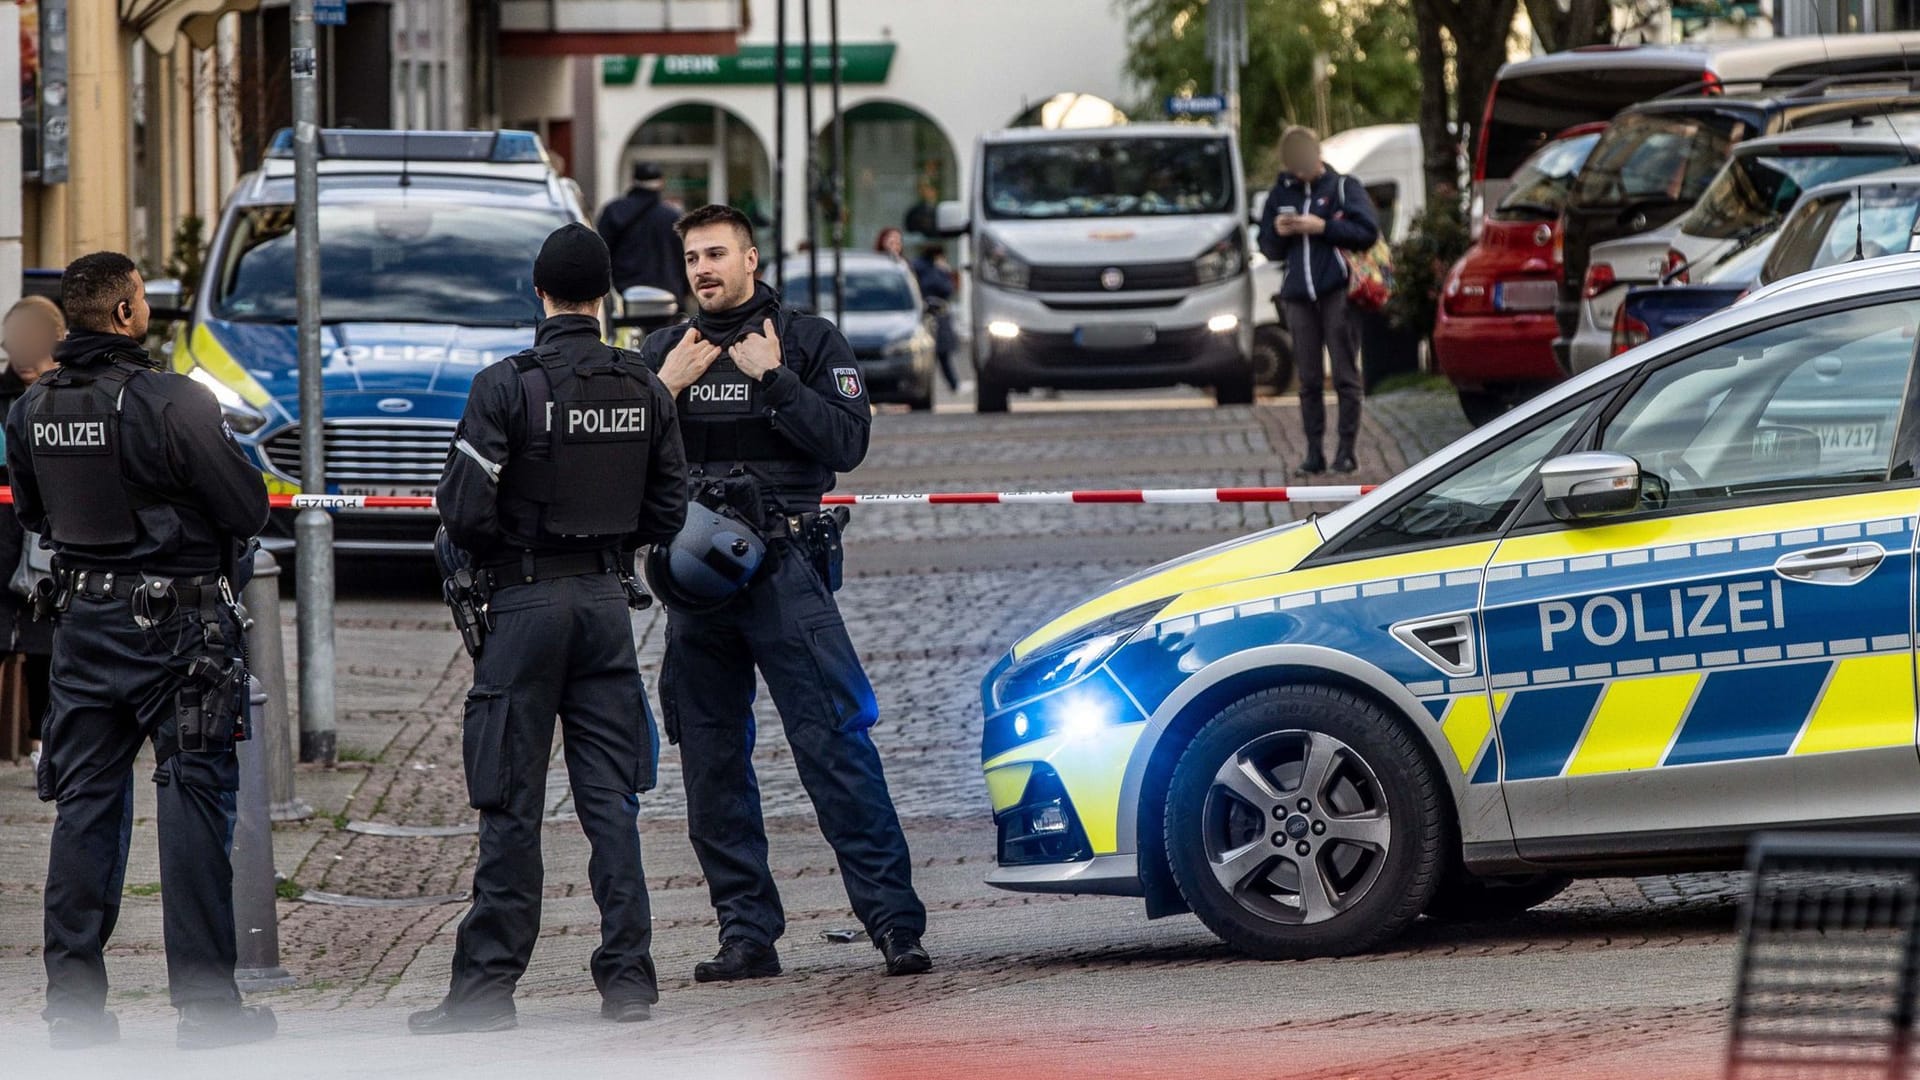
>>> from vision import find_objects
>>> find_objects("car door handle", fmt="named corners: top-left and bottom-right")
top-left (1774, 543), bottom-right (1885, 585)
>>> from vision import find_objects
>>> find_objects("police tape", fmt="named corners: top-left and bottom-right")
top-left (0, 486), bottom-right (1375, 510)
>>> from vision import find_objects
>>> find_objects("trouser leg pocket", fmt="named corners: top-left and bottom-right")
top-left (462, 687), bottom-right (512, 811)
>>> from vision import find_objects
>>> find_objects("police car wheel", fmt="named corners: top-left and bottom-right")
top-left (1164, 686), bottom-right (1444, 959)
top-left (1423, 871), bottom-right (1571, 923)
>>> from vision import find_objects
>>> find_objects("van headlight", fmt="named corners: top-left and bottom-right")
top-left (187, 365), bottom-right (270, 435)
top-left (991, 601), bottom-right (1164, 709)
top-left (1194, 232), bottom-right (1246, 284)
top-left (979, 236), bottom-right (1031, 290)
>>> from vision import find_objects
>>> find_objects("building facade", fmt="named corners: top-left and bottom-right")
top-left (584, 0), bottom-right (1135, 257)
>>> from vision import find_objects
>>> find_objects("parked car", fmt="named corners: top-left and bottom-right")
top-left (1473, 35), bottom-right (1920, 240)
top-left (1554, 80), bottom-right (1920, 373)
top-left (170, 128), bottom-right (587, 555)
top-left (1614, 164), bottom-right (1920, 352)
top-left (1435, 124), bottom-right (1605, 425)
top-left (938, 123), bottom-right (1257, 412)
top-left (1251, 123), bottom-right (1426, 392)
top-left (781, 251), bottom-right (940, 411)
top-left (982, 251), bottom-right (1920, 958)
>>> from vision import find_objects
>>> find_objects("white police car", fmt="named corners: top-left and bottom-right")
top-left (981, 253), bottom-right (1920, 958)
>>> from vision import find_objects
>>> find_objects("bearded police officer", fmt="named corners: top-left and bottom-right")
top-left (6, 252), bottom-right (273, 1050)
top-left (410, 223), bottom-right (687, 1034)
top-left (640, 204), bottom-right (931, 980)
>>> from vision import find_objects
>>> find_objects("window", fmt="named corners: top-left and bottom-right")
top-left (1569, 112), bottom-right (1744, 211)
top-left (982, 137), bottom-right (1234, 219)
top-left (1683, 151), bottom-right (1908, 242)
top-left (1341, 410), bottom-right (1585, 555)
top-left (1600, 303), bottom-right (1918, 508)
top-left (1493, 131), bottom-right (1602, 222)
top-left (1805, 187), bottom-right (1920, 273)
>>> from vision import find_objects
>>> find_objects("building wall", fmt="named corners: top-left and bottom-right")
top-left (592, 0), bottom-right (1134, 252)
top-left (1, 2), bottom-right (20, 315)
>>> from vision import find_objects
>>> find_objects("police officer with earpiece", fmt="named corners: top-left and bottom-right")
top-left (6, 251), bottom-right (273, 1050)
top-left (410, 223), bottom-right (687, 1034)
top-left (640, 204), bottom-right (931, 981)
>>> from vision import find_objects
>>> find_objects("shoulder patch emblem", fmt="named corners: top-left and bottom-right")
top-left (833, 366), bottom-right (863, 400)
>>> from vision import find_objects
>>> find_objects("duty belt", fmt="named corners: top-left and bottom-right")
top-left (480, 548), bottom-right (623, 587)
top-left (64, 568), bottom-right (222, 605)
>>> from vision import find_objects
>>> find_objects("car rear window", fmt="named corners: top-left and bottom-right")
top-left (1493, 131), bottom-right (1602, 221)
top-left (1479, 66), bottom-right (1706, 182)
top-left (1684, 150), bottom-right (1909, 240)
top-left (784, 269), bottom-right (918, 313)
top-left (1766, 185), bottom-right (1920, 283)
top-left (1568, 111), bottom-right (1747, 210)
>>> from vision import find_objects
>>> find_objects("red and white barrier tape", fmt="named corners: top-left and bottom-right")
top-left (0, 486), bottom-right (1376, 510)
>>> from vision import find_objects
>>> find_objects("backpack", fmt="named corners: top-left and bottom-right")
top-left (1335, 175), bottom-right (1394, 313)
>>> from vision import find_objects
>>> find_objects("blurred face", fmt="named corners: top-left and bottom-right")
top-left (1, 309), bottom-right (60, 380)
top-left (1282, 137), bottom-right (1322, 181)
top-left (682, 223), bottom-right (760, 312)
top-left (881, 230), bottom-right (903, 256)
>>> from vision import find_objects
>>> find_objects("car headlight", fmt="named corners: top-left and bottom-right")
top-left (1194, 232), bottom-right (1246, 285)
top-left (186, 365), bottom-right (269, 435)
top-left (882, 334), bottom-right (916, 358)
top-left (979, 236), bottom-right (1031, 290)
top-left (991, 601), bottom-right (1164, 710)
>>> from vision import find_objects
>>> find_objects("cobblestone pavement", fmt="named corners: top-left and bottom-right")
top-left (0, 389), bottom-right (1741, 1078)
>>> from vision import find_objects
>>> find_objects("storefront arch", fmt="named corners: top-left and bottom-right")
top-left (618, 101), bottom-right (774, 226)
top-left (815, 99), bottom-right (960, 252)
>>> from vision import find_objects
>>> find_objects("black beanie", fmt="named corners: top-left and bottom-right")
top-left (534, 223), bottom-right (612, 304)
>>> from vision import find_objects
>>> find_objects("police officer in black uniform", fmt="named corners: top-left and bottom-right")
top-left (409, 223), bottom-right (688, 1034)
top-left (639, 204), bottom-right (931, 979)
top-left (6, 251), bottom-right (273, 1050)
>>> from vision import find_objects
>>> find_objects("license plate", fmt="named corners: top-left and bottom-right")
top-left (339, 485), bottom-right (436, 499)
top-left (1814, 424), bottom-right (1881, 453)
top-left (1494, 280), bottom-right (1557, 312)
top-left (1074, 323), bottom-right (1157, 349)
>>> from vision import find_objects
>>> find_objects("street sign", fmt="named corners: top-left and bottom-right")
top-left (1166, 95), bottom-right (1227, 117)
top-left (315, 0), bottom-right (346, 26)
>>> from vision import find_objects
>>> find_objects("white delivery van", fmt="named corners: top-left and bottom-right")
top-left (937, 124), bottom-right (1256, 411)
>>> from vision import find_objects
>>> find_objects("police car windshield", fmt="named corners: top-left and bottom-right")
top-left (983, 137), bottom-right (1234, 219)
top-left (211, 203), bottom-right (568, 327)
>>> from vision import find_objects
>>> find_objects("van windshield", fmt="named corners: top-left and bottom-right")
top-left (212, 202), bottom-right (570, 327)
top-left (983, 137), bottom-right (1234, 219)
top-left (1568, 111), bottom-right (1746, 210)
top-left (1684, 149), bottom-right (1908, 240)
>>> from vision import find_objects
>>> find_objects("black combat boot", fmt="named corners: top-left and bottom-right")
top-left (47, 1010), bottom-right (119, 1050)
top-left (1332, 440), bottom-right (1358, 474)
top-left (877, 928), bottom-right (932, 976)
top-left (407, 999), bottom-right (517, 1036)
top-left (693, 939), bottom-right (782, 983)
top-left (176, 1003), bottom-right (277, 1050)
top-left (1298, 446), bottom-right (1328, 475)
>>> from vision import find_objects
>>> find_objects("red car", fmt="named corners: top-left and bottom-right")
top-left (1435, 123), bottom-right (1605, 425)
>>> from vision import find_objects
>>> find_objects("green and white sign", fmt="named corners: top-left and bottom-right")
top-left (605, 43), bottom-right (896, 87)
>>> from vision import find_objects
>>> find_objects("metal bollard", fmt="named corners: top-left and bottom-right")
top-left (233, 676), bottom-right (296, 990)
top-left (243, 549), bottom-right (311, 822)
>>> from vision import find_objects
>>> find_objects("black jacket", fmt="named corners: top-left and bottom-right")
top-left (0, 368), bottom-right (52, 654)
top-left (597, 188), bottom-right (686, 297)
top-left (5, 331), bottom-right (269, 576)
top-left (436, 314), bottom-right (689, 560)
top-left (1256, 168), bottom-right (1381, 302)
top-left (636, 291), bottom-right (870, 514)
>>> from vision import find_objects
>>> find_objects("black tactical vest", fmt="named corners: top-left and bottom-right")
top-left (676, 356), bottom-right (808, 464)
top-left (26, 361), bottom-right (151, 548)
top-left (498, 345), bottom-right (655, 540)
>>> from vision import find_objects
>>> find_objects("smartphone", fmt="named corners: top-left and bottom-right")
top-left (1276, 206), bottom-right (1298, 218)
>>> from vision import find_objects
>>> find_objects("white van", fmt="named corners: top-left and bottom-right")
top-left (937, 124), bottom-right (1256, 411)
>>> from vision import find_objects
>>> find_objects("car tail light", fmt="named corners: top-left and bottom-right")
top-left (1582, 262), bottom-right (1616, 300)
top-left (1663, 248), bottom-right (1689, 285)
top-left (1612, 303), bottom-right (1650, 356)
top-left (1442, 272), bottom-right (1493, 317)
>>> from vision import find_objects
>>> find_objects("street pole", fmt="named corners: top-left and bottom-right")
top-left (773, 0), bottom-right (787, 293)
top-left (291, 0), bottom-right (335, 766)
top-left (802, 0), bottom-right (819, 311)
top-left (829, 0), bottom-right (845, 318)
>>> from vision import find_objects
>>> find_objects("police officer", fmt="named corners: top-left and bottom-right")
top-left (6, 251), bottom-right (273, 1050)
top-left (640, 204), bottom-right (931, 979)
top-left (409, 223), bottom-right (688, 1034)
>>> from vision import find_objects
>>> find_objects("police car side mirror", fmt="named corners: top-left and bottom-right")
top-left (145, 277), bottom-right (191, 324)
top-left (611, 285), bottom-right (680, 333)
top-left (1541, 451), bottom-right (1643, 522)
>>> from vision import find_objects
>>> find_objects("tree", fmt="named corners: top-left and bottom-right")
top-left (1409, 0), bottom-right (1520, 198)
top-left (1120, 0), bottom-right (1420, 177)
top-left (1522, 0), bottom-right (1613, 53)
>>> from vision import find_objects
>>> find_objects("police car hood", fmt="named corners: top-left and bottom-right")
top-left (1013, 519), bottom-right (1324, 659)
top-left (198, 316), bottom-right (534, 409)
top-left (989, 213), bottom-right (1241, 266)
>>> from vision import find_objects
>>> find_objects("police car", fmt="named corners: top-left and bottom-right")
top-left (169, 129), bottom-right (588, 554)
top-left (982, 253), bottom-right (1920, 958)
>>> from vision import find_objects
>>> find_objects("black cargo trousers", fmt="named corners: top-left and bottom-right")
top-left (39, 593), bottom-right (243, 1020)
top-left (661, 538), bottom-right (926, 949)
top-left (448, 569), bottom-right (660, 1014)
